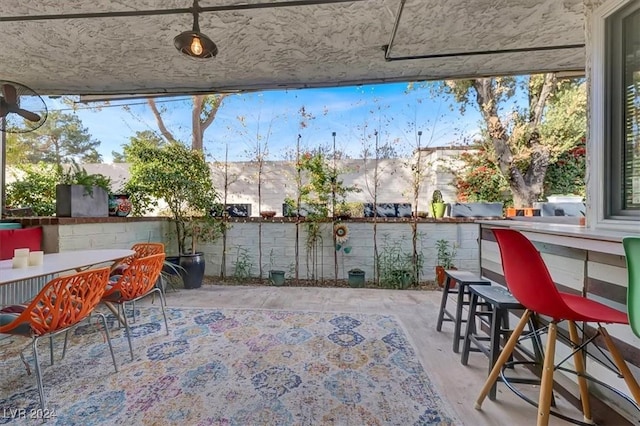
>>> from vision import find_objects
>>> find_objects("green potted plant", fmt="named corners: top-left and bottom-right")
top-left (123, 140), bottom-right (220, 289)
top-left (429, 189), bottom-right (446, 219)
top-left (56, 162), bottom-right (112, 217)
top-left (435, 238), bottom-right (457, 287)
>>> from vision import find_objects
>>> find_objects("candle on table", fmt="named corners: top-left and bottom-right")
top-left (12, 256), bottom-right (28, 269)
top-left (28, 251), bottom-right (44, 266)
top-left (14, 248), bottom-right (30, 258)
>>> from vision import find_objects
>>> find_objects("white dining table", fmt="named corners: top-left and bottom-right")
top-left (0, 249), bottom-right (135, 285)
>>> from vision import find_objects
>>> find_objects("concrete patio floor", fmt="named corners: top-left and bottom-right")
top-left (134, 284), bottom-right (625, 425)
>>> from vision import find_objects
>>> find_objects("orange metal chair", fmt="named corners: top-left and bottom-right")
top-left (111, 242), bottom-right (165, 274)
top-left (103, 253), bottom-right (168, 360)
top-left (475, 229), bottom-right (640, 425)
top-left (110, 242), bottom-right (167, 315)
top-left (0, 267), bottom-right (118, 411)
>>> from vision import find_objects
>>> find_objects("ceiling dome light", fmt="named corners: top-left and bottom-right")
top-left (174, 0), bottom-right (218, 59)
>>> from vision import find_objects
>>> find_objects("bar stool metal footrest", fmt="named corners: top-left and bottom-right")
top-left (461, 284), bottom-right (547, 401)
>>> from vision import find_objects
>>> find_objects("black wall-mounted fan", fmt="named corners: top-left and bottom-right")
top-left (0, 80), bottom-right (48, 133)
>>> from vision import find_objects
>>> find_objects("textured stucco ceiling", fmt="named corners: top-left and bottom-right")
top-left (0, 0), bottom-right (585, 96)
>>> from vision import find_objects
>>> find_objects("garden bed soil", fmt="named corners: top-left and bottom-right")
top-left (202, 276), bottom-right (440, 291)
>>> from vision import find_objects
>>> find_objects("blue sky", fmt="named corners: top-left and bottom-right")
top-left (52, 82), bottom-right (484, 162)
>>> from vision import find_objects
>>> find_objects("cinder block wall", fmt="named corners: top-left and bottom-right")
top-left (43, 219), bottom-right (479, 283)
top-left (42, 220), bottom-right (173, 253)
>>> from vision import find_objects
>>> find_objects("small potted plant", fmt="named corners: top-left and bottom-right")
top-left (430, 190), bottom-right (446, 219)
top-left (260, 210), bottom-right (276, 219)
top-left (435, 238), bottom-right (457, 287)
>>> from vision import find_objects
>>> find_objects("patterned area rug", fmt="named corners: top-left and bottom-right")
top-left (0, 307), bottom-right (457, 425)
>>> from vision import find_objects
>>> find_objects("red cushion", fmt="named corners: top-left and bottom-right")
top-left (0, 227), bottom-right (43, 260)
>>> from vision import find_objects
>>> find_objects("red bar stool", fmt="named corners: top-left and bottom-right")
top-left (475, 229), bottom-right (640, 426)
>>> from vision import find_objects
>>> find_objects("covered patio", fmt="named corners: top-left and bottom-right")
top-left (1, 0), bottom-right (639, 424)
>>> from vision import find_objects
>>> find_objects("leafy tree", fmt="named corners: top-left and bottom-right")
top-left (123, 140), bottom-right (219, 254)
top-left (5, 133), bottom-right (29, 165)
top-left (111, 151), bottom-right (127, 163)
top-left (147, 95), bottom-right (227, 151)
top-left (424, 75), bottom-right (586, 207)
top-left (5, 163), bottom-right (61, 215)
top-left (453, 147), bottom-right (512, 204)
top-left (543, 139), bottom-right (586, 198)
top-left (111, 130), bottom-right (166, 163)
top-left (17, 111), bottom-right (103, 165)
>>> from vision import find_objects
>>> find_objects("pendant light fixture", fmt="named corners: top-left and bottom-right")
top-left (174, 0), bottom-right (218, 59)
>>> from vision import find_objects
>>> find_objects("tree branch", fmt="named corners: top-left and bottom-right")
top-left (201, 94), bottom-right (226, 133)
top-left (192, 96), bottom-right (203, 150)
top-left (147, 99), bottom-right (177, 143)
top-left (472, 79), bottom-right (526, 190)
top-left (530, 73), bottom-right (557, 129)
top-left (191, 94), bottom-right (226, 151)
top-left (523, 134), bottom-right (550, 190)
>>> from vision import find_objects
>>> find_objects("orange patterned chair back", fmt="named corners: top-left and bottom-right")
top-left (104, 253), bottom-right (165, 302)
top-left (119, 243), bottom-right (165, 268)
top-left (0, 267), bottom-right (110, 337)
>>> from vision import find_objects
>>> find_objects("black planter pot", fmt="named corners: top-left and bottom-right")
top-left (179, 252), bottom-right (205, 289)
top-left (162, 255), bottom-right (181, 276)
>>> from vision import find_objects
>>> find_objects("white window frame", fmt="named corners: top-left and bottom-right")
top-left (589, 0), bottom-right (640, 231)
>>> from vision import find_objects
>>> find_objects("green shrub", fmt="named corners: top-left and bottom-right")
top-left (6, 163), bottom-right (60, 216)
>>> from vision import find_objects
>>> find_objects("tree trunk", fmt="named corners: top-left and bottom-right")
top-left (472, 76), bottom-right (556, 208)
top-left (511, 183), bottom-right (539, 207)
top-left (148, 94), bottom-right (226, 151)
top-left (258, 162), bottom-right (263, 282)
top-left (148, 99), bottom-right (177, 143)
top-left (192, 100), bottom-right (203, 151)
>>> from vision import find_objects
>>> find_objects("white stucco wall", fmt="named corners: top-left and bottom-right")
top-left (67, 147), bottom-right (472, 217)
